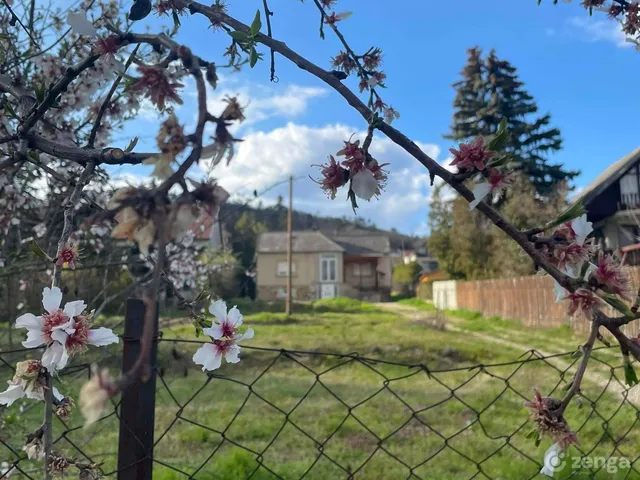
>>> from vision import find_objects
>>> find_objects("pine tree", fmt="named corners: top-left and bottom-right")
top-left (445, 47), bottom-right (579, 196)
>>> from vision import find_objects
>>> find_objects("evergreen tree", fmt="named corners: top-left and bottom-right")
top-left (445, 47), bottom-right (578, 196)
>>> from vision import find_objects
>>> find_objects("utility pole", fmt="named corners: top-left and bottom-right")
top-left (286, 175), bottom-right (293, 315)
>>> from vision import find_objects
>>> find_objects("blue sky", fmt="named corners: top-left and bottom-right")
top-left (107, 0), bottom-right (640, 235)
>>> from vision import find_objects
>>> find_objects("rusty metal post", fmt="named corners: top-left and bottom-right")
top-left (117, 298), bottom-right (159, 480)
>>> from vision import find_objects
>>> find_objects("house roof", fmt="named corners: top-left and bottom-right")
top-left (256, 231), bottom-right (390, 255)
top-left (573, 147), bottom-right (640, 207)
top-left (332, 235), bottom-right (391, 256)
top-left (256, 231), bottom-right (344, 253)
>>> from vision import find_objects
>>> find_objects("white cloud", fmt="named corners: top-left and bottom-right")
top-left (205, 83), bottom-right (327, 132)
top-left (203, 122), bottom-right (441, 232)
top-left (567, 16), bottom-right (630, 48)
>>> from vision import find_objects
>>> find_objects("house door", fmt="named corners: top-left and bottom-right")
top-left (319, 255), bottom-right (338, 298)
top-left (320, 283), bottom-right (336, 299)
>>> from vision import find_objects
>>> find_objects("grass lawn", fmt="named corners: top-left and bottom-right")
top-left (1, 297), bottom-right (639, 479)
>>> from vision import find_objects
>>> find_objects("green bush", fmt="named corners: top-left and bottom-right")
top-left (392, 261), bottom-right (422, 285)
top-left (312, 296), bottom-right (378, 313)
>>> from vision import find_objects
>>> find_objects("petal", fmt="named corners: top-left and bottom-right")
top-left (50, 329), bottom-right (69, 345)
top-left (572, 214), bottom-right (593, 245)
top-left (41, 343), bottom-right (68, 372)
top-left (236, 327), bottom-right (254, 343)
top-left (224, 344), bottom-right (241, 364)
top-left (554, 281), bottom-right (567, 303)
top-left (192, 344), bottom-right (222, 372)
top-left (227, 307), bottom-right (243, 328)
top-left (63, 300), bottom-right (86, 318)
top-left (66, 11), bottom-right (98, 36)
top-left (52, 387), bottom-right (64, 402)
top-left (87, 328), bottom-right (119, 346)
top-left (0, 384), bottom-right (26, 406)
top-left (351, 169), bottom-right (378, 201)
top-left (42, 287), bottom-right (63, 314)
top-left (23, 383), bottom-right (45, 401)
top-left (469, 182), bottom-right (492, 211)
top-left (209, 299), bottom-right (227, 321)
top-left (22, 330), bottom-right (47, 348)
top-left (15, 313), bottom-right (43, 330)
top-left (583, 262), bottom-right (597, 281)
top-left (203, 324), bottom-right (225, 340)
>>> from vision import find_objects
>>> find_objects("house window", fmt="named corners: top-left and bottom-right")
top-left (621, 166), bottom-right (640, 207)
top-left (277, 262), bottom-right (296, 277)
top-left (353, 263), bottom-right (373, 276)
top-left (320, 255), bottom-right (337, 282)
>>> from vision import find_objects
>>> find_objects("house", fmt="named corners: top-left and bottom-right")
top-left (255, 231), bottom-right (392, 302)
top-left (573, 147), bottom-right (640, 262)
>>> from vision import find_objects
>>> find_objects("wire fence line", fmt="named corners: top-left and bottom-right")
top-left (2, 322), bottom-right (640, 479)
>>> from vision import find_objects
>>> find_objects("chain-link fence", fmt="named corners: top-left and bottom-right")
top-left (2, 311), bottom-right (640, 479)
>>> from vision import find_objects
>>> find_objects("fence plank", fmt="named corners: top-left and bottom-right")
top-left (117, 298), bottom-right (159, 480)
top-left (455, 267), bottom-right (640, 331)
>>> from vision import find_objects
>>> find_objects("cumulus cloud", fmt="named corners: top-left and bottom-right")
top-left (204, 83), bottom-right (327, 133)
top-left (567, 16), bottom-right (630, 48)
top-left (202, 122), bottom-right (441, 231)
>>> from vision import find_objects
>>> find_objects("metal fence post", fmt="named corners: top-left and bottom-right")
top-left (117, 298), bottom-right (159, 480)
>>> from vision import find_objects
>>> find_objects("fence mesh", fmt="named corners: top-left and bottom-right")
top-left (2, 335), bottom-right (640, 479)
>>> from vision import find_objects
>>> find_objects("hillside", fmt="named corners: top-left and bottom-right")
top-left (217, 201), bottom-right (427, 268)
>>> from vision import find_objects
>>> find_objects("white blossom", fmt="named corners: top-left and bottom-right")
top-left (193, 301), bottom-right (254, 371)
top-left (16, 287), bottom-right (119, 372)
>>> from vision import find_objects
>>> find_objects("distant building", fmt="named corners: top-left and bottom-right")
top-left (255, 231), bottom-right (392, 302)
top-left (573, 147), bottom-right (640, 263)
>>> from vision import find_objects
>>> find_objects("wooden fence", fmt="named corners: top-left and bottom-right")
top-left (455, 267), bottom-right (640, 337)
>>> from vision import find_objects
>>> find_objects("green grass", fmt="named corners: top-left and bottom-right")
top-left (1, 297), bottom-right (638, 479)
top-left (394, 297), bottom-right (437, 312)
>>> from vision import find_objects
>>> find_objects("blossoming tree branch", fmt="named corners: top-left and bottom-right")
top-left (0, 0), bottom-right (637, 475)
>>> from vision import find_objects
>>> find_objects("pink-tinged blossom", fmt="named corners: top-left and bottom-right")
top-left (551, 241), bottom-right (596, 273)
top-left (362, 48), bottom-right (382, 70)
top-left (383, 106), bottom-right (400, 124)
top-left (469, 168), bottom-right (511, 210)
top-left (372, 97), bottom-right (386, 112)
top-left (336, 139), bottom-right (366, 172)
top-left (554, 215), bottom-right (592, 245)
top-left (566, 288), bottom-right (606, 320)
top-left (449, 136), bottom-right (495, 172)
top-left (56, 244), bottom-right (81, 269)
top-left (324, 11), bottom-right (352, 25)
top-left (16, 287), bottom-right (119, 372)
top-left (368, 159), bottom-right (389, 186)
top-left (192, 300), bottom-right (254, 372)
top-left (591, 252), bottom-right (633, 301)
top-left (0, 360), bottom-right (64, 406)
top-left (96, 35), bottom-right (119, 55)
top-left (311, 155), bottom-right (349, 200)
top-left (331, 51), bottom-right (357, 74)
top-left (131, 66), bottom-right (184, 111)
top-left (524, 390), bottom-right (578, 450)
